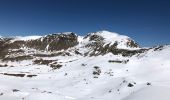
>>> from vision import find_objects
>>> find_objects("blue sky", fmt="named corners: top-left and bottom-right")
top-left (0, 0), bottom-right (170, 46)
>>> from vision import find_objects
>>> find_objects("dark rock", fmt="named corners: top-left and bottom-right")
top-left (93, 66), bottom-right (101, 76)
top-left (75, 50), bottom-right (82, 55)
top-left (147, 82), bottom-right (151, 85)
top-left (108, 59), bottom-right (129, 64)
top-left (0, 93), bottom-right (3, 96)
top-left (126, 39), bottom-right (139, 48)
top-left (50, 64), bottom-right (62, 69)
top-left (26, 32), bottom-right (78, 51)
top-left (27, 75), bottom-right (37, 78)
top-left (2, 55), bottom-right (33, 62)
top-left (127, 83), bottom-right (134, 87)
top-left (154, 45), bottom-right (164, 51)
top-left (12, 89), bottom-right (20, 92)
top-left (34, 59), bottom-right (55, 65)
top-left (2, 73), bottom-right (25, 77)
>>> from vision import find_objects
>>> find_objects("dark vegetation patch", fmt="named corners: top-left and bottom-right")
top-left (33, 54), bottom-right (55, 57)
top-left (104, 69), bottom-right (114, 76)
top-left (0, 93), bottom-right (3, 96)
top-left (64, 73), bottom-right (68, 76)
top-left (74, 50), bottom-right (82, 55)
top-left (0, 73), bottom-right (37, 78)
top-left (8, 49), bottom-right (25, 54)
top-left (54, 52), bottom-right (71, 56)
top-left (33, 59), bottom-right (55, 65)
top-left (68, 59), bottom-right (78, 62)
top-left (34, 59), bottom-right (62, 69)
top-left (93, 66), bottom-right (101, 78)
top-left (27, 74), bottom-right (37, 78)
top-left (2, 73), bottom-right (25, 77)
top-left (0, 64), bottom-right (8, 67)
top-left (41, 90), bottom-right (52, 94)
top-left (110, 49), bottom-right (147, 57)
top-left (0, 51), bottom-right (8, 59)
top-left (119, 79), bottom-right (136, 88)
top-left (34, 59), bottom-right (62, 70)
top-left (147, 82), bottom-right (151, 86)
top-left (127, 83), bottom-right (134, 87)
top-left (108, 59), bottom-right (129, 64)
top-left (2, 55), bottom-right (33, 62)
top-left (153, 45), bottom-right (164, 51)
top-left (33, 52), bottom-right (71, 57)
top-left (81, 63), bottom-right (87, 66)
top-left (12, 89), bottom-right (20, 92)
top-left (50, 64), bottom-right (62, 69)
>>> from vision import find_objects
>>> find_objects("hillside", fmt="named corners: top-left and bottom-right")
top-left (0, 31), bottom-right (169, 100)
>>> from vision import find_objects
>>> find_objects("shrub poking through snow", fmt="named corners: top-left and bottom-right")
top-left (128, 83), bottom-right (134, 87)
top-left (33, 59), bottom-right (54, 65)
top-left (3, 73), bottom-right (25, 77)
top-left (147, 82), bottom-right (151, 86)
top-left (50, 64), bottom-right (62, 70)
top-left (0, 64), bottom-right (8, 67)
top-left (27, 75), bottom-right (37, 78)
top-left (108, 59), bottom-right (129, 64)
top-left (12, 89), bottom-right (20, 92)
top-left (93, 66), bottom-right (101, 78)
top-left (2, 55), bottom-right (33, 62)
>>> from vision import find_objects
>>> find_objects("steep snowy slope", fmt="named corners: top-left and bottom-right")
top-left (0, 31), bottom-right (169, 100)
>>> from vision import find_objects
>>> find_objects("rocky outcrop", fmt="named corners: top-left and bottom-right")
top-left (26, 32), bottom-right (78, 51)
top-left (82, 31), bottom-right (141, 56)
top-left (0, 32), bottom-right (78, 59)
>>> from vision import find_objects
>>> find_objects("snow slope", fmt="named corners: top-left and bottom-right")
top-left (0, 31), bottom-right (169, 100)
top-left (14, 36), bottom-right (42, 41)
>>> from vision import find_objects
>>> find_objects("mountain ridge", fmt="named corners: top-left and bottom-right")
top-left (0, 30), bottom-right (145, 59)
top-left (0, 30), bottom-right (169, 100)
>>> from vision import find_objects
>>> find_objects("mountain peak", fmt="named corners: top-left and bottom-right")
top-left (87, 30), bottom-right (130, 42)
top-left (90, 30), bottom-right (119, 38)
top-left (96, 30), bottom-right (119, 35)
top-left (84, 30), bottom-right (139, 50)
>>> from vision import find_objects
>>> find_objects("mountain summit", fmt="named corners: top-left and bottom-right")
top-left (84, 30), bottom-right (139, 49)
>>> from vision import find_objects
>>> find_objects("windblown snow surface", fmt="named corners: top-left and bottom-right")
top-left (0, 31), bottom-right (170, 100)
top-left (14, 36), bottom-right (42, 41)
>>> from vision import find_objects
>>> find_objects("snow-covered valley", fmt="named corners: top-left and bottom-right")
top-left (0, 31), bottom-right (169, 100)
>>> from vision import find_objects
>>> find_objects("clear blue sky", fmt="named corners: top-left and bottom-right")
top-left (0, 0), bottom-right (170, 47)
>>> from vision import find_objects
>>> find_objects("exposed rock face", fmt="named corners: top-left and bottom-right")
top-left (0, 32), bottom-right (78, 50)
top-left (0, 31), bottom-right (149, 60)
top-left (0, 38), bottom-right (17, 58)
top-left (26, 32), bottom-right (78, 51)
top-left (0, 32), bottom-right (78, 59)
top-left (82, 31), bottom-right (142, 56)
top-left (84, 31), bottom-right (139, 48)
top-left (126, 39), bottom-right (139, 48)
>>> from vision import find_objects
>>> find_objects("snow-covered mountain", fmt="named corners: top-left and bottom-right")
top-left (0, 30), bottom-right (169, 100)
